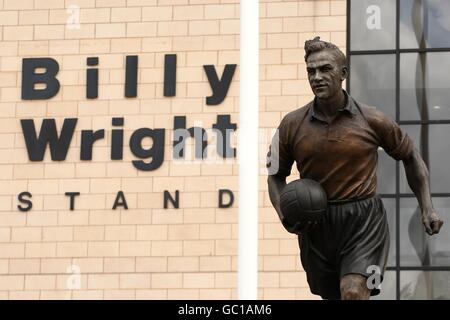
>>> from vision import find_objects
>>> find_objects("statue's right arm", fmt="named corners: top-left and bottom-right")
top-left (267, 174), bottom-right (287, 222)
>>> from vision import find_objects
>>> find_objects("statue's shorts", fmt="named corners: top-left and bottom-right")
top-left (298, 195), bottom-right (390, 300)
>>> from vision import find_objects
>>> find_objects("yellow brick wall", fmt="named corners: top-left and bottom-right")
top-left (0, 0), bottom-right (239, 300)
top-left (0, 0), bottom-right (346, 300)
top-left (259, 0), bottom-right (346, 300)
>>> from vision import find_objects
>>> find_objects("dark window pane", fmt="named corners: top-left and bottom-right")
top-left (400, 198), bottom-right (450, 267)
top-left (372, 270), bottom-right (396, 300)
top-left (399, 125), bottom-right (450, 193)
top-left (377, 149), bottom-right (396, 194)
top-left (350, 0), bottom-right (396, 51)
top-left (400, 52), bottom-right (450, 120)
top-left (381, 198), bottom-right (396, 268)
top-left (400, 271), bottom-right (450, 299)
top-left (400, 0), bottom-right (450, 49)
top-left (350, 55), bottom-right (396, 119)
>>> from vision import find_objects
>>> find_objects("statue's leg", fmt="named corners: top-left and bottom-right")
top-left (340, 273), bottom-right (371, 300)
top-left (337, 196), bottom-right (390, 299)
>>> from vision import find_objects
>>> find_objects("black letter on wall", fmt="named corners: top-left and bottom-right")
top-left (218, 189), bottom-right (234, 208)
top-left (130, 128), bottom-right (165, 171)
top-left (80, 130), bottom-right (105, 160)
top-left (18, 192), bottom-right (32, 212)
top-left (173, 116), bottom-right (207, 159)
top-left (113, 191), bottom-right (128, 210)
top-left (204, 64), bottom-right (236, 105)
top-left (164, 190), bottom-right (179, 209)
top-left (22, 58), bottom-right (60, 100)
top-left (164, 54), bottom-right (176, 97)
top-left (21, 118), bottom-right (77, 161)
top-left (125, 55), bottom-right (138, 98)
top-left (65, 192), bottom-right (80, 211)
top-left (111, 117), bottom-right (124, 160)
top-left (212, 114), bottom-right (237, 158)
top-left (86, 57), bottom-right (98, 99)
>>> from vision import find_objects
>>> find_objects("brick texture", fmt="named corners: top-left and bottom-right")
top-left (259, 0), bottom-right (346, 300)
top-left (0, 0), bottom-right (345, 300)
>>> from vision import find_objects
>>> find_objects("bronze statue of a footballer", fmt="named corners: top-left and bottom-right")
top-left (267, 37), bottom-right (443, 300)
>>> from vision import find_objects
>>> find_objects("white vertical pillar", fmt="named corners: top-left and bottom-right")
top-left (238, 0), bottom-right (259, 300)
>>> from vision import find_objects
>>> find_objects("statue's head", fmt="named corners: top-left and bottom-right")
top-left (304, 37), bottom-right (348, 100)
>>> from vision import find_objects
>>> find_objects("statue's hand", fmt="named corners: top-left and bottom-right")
top-left (422, 209), bottom-right (444, 235)
top-left (282, 219), bottom-right (319, 235)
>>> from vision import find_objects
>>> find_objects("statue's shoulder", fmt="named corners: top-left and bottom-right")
top-left (352, 98), bottom-right (390, 124)
top-left (280, 101), bottom-right (313, 127)
top-left (352, 98), bottom-right (377, 114)
top-left (351, 98), bottom-right (394, 133)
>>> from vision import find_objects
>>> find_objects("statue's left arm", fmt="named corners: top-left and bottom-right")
top-left (369, 107), bottom-right (444, 236)
top-left (402, 148), bottom-right (444, 235)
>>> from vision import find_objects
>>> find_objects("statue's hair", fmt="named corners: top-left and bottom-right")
top-left (304, 36), bottom-right (347, 67)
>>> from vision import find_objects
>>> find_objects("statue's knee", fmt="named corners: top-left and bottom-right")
top-left (340, 276), bottom-right (369, 300)
top-left (341, 287), bottom-right (364, 300)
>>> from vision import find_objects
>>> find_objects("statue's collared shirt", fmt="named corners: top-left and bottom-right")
top-left (310, 91), bottom-right (357, 122)
top-left (268, 91), bottom-right (414, 201)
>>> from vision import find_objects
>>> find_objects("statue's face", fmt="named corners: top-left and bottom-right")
top-left (306, 50), bottom-right (347, 100)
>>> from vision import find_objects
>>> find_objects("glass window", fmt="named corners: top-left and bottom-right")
top-left (382, 198), bottom-right (397, 267)
top-left (350, 0), bottom-right (396, 51)
top-left (400, 271), bottom-right (450, 299)
top-left (372, 271), bottom-right (396, 300)
top-left (400, 52), bottom-right (450, 120)
top-left (349, 0), bottom-right (450, 300)
top-left (377, 149), bottom-right (396, 194)
top-left (350, 55), bottom-right (396, 119)
top-left (399, 125), bottom-right (450, 193)
top-left (400, 0), bottom-right (450, 49)
top-left (400, 197), bottom-right (450, 267)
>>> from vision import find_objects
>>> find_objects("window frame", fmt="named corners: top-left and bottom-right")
top-left (347, 0), bottom-right (450, 300)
